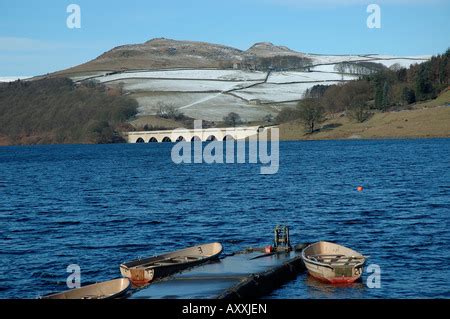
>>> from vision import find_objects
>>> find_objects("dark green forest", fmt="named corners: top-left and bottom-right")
top-left (0, 78), bottom-right (138, 145)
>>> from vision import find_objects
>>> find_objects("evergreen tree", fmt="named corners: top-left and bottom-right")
top-left (415, 64), bottom-right (434, 100)
top-left (402, 87), bottom-right (416, 105)
top-left (374, 78), bottom-right (384, 109)
top-left (396, 68), bottom-right (407, 82)
top-left (381, 81), bottom-right (390, 110)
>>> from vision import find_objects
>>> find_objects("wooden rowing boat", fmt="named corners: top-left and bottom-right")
top-left (301, 241), bottom-right (366, 284)
top-left (41, 278), bottom-right (131, 299)
top-left (120, 242), bottom-right (223, 285)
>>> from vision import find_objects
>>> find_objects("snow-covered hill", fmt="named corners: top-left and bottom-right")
top-left (53, 39), bottom-right (431, 122)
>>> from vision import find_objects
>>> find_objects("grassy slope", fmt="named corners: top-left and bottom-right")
top-left (412, 89), bottom-right (450, 108)
top-left (279, 90), bottom-right (450, 140)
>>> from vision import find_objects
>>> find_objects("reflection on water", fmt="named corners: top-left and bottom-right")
top-left (303, 275), bottom-right (366, 299)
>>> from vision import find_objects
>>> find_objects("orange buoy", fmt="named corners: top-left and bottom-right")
top-left (264, 245), bottom-right (273, 254)
top-left (357, 186), bottom-right (364, 192)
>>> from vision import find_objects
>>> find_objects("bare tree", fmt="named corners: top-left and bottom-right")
top-left (263, 113), bottom-right (274, 123)
top-left (347, 94), bottom-right (371, 123)
top-left (275, 107), bottom-right (301, 124)
top-left (156, 102), bottom-right (185, 121)
top-left (297, 99), bottom-right (325, 133)
top-left (223, 112), bottom-right (242, 127)
top-left (334, 63), bottom-right (347, 80)
top-left (389, 63), bottom-right (403, 72)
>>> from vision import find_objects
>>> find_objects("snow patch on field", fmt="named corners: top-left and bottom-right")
top-left (306, 54), bottom-right (429, 66)
top-left (267, 71), bottom-right (357, 83)
top-left (94, 69), bottom-right (266, 82)
top-left (308, 56), bottom-right (429, 73)
top-left (70, 72), bottom-right (110, 82)
top-left (372, 58), bottom-right (429, 68)
top-left (135, 92), bottom-right (244, 113)
top-left (183, 103), bottom-right (277, 122)
top-left (179, 92), bottom-right (225, 109)
top-left (114, 78), bottom-right (259, 92)
top-left (133, 92), bottom-right (274, 121)
top-left (308, 55), bottom-right (429, 70)
top-left (233, 81), bottom-right (342, 103)
top-left (306, 55), bottom-right (373, 64)
top-left (310, 65), bottom-right (339, 72)
top-left (364, 54), bottom-right (431, 60)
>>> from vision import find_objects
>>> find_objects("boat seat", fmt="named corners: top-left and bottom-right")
top-left (311, 255), bottom-right (344, 263)
top-left (310, 255), bottom-right (364, 266)
top-left (136, 258), bottom-right (179, 268)
top-left (138, 256), bottom-right (205, 268)
top-left (330, 262), bottom-right (361, 267)
top-left (153, 262), bottom-right (178, 266)
top-left (172, 256), bottom-right (202, 262)
top-left (310, 254), bottom-right (345, 258)
top-left (150, 258), bottom-right (181, 266)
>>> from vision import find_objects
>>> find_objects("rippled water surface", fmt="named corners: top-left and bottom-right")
top-left (1, 139), bottom-right (449, 298)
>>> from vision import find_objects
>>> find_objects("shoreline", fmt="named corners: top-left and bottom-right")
top-left (1, 135), bottom-right (449, 148)
top-left (278, 104), bottom-right (450, 142)
top-left (280, 135), bottom-right (450, 142)
top-left (1, 104), bottom-right (449, 147)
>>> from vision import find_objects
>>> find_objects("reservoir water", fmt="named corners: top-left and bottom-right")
top-left (0, 139), bottom-right (449, 298)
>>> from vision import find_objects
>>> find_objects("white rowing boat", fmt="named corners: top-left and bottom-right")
top-left (302, 241), bottom-right (366, 284)
top-left (120, 242), bottom-right (223, 284)
top-left (42, 278), bottom-right (131, 299)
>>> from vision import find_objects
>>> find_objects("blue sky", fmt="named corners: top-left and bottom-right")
top-left (1, 0), bottom-right (449, 76)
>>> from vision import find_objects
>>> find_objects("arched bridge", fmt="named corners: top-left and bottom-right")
top-left (127, 126), bottom-right (265, 143)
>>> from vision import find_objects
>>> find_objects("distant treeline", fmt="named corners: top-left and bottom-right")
top-left (278, 49), bottom-right (450, 125)
top-left (243, 55), bottom-right (313, 71)
top-left (334, 61), bottom-right (387, 76)
top-left (0, 77), bottom-right (138, 145)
